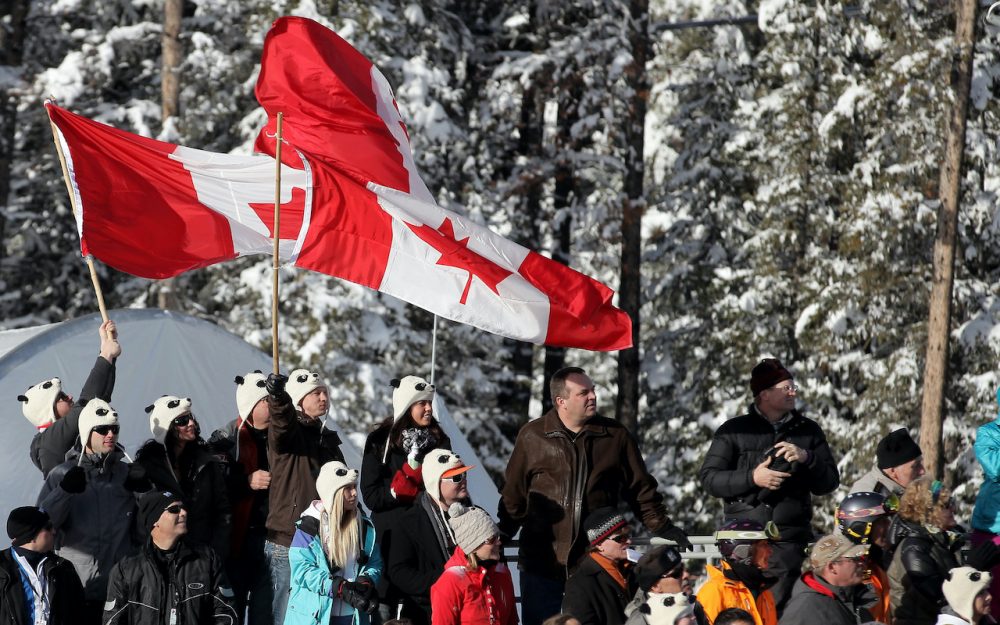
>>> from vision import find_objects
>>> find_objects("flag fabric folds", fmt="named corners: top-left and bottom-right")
top-left (47, 16), bottom-right (632, 351)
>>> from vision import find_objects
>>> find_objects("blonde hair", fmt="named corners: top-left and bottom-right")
top-left (898, 476), bottom-right (952, 527)
top-left (325, 487), bottom-right (361, 570)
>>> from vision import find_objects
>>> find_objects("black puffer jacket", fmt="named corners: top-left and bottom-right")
top-left (887, 518), bottom-right (962, 625)
top-left (0, 546), bottom-right (84, 625)
top-left (562, 555), bottom-right (635, 625)
top-left (30, 356), bottom-right (116, 477)
top-left (103, 539), bottom-right (236, 625)
top-left (699, 405), bottom-right (840, 543)
top-left (134, 440), bottom-right (232, 559)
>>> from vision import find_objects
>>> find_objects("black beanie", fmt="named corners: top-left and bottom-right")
top-left (138, 490), bottom-right (181, 535)
top-left (750, 359), bottom-right (792, 396)
top-left (7, 506), bottom-right (50, 546)
top-left (877, 428), bottom-right (922, 469)
top-left (635, 545), bottom-right (683, 591)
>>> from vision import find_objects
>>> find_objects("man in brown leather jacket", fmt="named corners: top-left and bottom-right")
top-left (499, 366), bottom-right (690, 625)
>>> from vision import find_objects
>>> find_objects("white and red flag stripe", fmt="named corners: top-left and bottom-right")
top-left (254, 17), bottom-right (632, 351)
top-left (46, 16), bottom-right (632, 351)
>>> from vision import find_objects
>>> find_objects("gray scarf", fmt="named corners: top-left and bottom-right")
top-left (419, 492), bottom-right (456, 560)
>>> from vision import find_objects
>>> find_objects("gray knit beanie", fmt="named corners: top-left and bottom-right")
top-left (447, 503), bottom-right (499, 555)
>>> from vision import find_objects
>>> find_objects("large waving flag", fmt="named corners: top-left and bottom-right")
top-left (253, 17), bottom-right (632, 351)
top-left (47, 17), bottom-right (632, 351)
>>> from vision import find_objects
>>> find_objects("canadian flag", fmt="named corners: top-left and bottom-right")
top-left (46, 17), bottom-right (632, 351)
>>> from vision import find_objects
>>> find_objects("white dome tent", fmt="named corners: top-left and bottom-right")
top-left (0, 308), bottom-right (499, 527)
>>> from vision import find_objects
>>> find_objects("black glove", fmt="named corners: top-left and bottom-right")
top-left (341, 578), bottom-right (378, 614)
top-left (265, 373), bottom-right (287, 397)
top-left (967, 540), bottom-right (1000, 571)
top-left (123, 462), bottom-right (150, 493)
top-left (657, 523), bottom-right (693, 551)
top-left (60, 466), bottom-right (87, 494)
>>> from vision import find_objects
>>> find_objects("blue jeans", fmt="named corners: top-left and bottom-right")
top-left (519, 570), bottom-right (565, 625)
top-left (265, 540), bottom-right (291, 625)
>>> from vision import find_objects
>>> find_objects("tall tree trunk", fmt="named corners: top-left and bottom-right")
top-left (615, 0), bottom-right (650, 431)
top-left (0, 0), bottom-right (30, 270)
top-left (158, 0), bottom-right (183, 310)
top-left (919, 0), bottom-right (977, 479)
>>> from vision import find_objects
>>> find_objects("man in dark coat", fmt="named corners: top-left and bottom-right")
top-left (388, 449), bottom-right (474, 625)
top-left (562, 508), bottom-right (636, 625)
top-left (779, 533), bottom-right (876, 625)
top-left (103, 490), bottom-right (236, 625)
top-left (20, 318), bottom-right (120, 477)
top-left (499, 366), bottom-right (690, 625)
top-left (699, 358), bottom-right (840, 612)
top-left (261, 370), bottom-right (344, 625)
top-left (0, 506), bottom-right (84, 625)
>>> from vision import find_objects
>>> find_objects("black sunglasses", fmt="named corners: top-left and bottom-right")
top-left (444, 472), bottom-right (467, 483)
top-left (608, 533), bottom-right (631, 544)
top-left (172, 414), bottom-right (194, 427)
top-left (165, 504), bottom-right (185, 515)
top-left (93, 424), bottom-right (119, 436)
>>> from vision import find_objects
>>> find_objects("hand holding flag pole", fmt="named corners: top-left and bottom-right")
top-left (45, 100), bottom-right (109, 323)
top-left (271, 112), bottom-right (283, 375)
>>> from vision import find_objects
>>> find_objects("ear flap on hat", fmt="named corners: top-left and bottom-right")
top-left (17, 395), bottom-right (27, 403)
top-left (234, 376), bottom-right (244, 385)
top-left (144, 404), bottom-right (154, 414)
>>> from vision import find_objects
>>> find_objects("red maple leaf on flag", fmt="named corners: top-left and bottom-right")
top-left (406, 217), bottom-right (513, 305)
top-left (248, 187), bottom-right (307, 239)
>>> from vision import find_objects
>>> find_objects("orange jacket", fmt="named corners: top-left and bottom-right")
top-left (695, 562), bottom-right (777, 625)
top-left (868, 562), bottom-right (891, 624)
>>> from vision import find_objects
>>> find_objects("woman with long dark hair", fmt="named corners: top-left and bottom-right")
top-left (135, 395), bottom-right (231, 558)
top-left (361, 376), bottom-right (451, 619)
top-left (285, 461), bottom-right (382, 625)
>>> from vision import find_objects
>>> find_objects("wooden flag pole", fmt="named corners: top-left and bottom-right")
top-left (47, 108), bottom-right (109, 323)
top-left (271, 113), bottom-right (284, 375)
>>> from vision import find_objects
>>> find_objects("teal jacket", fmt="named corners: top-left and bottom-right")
top-left (973, 388), bottom-right (1000, 534)
top-left (285, 502), bottom-right (383, 625)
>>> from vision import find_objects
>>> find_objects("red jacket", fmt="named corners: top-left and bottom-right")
top-left (430, 547), bottom-right (518, 625)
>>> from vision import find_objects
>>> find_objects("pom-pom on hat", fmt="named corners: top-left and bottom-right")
top-left (78, 398), bottom-right (119, 450)
top-left (287, 369), bottom-right (325, 409)
top-left (447, 503), bottom-right (499, 554)
top-left (7, 506), bottom-right (50, 546)
top-left (316, 461), bottom-right (359, 512)
top-left (876, 428), bottom-right (922, 469)
top-left (138, 490), bottom-right (182, 535)
top-left (750, 358), bottom-right (792, 396)
top-left (19, 378), bottom-right (63, 429)
top-left (391, 376), bottom-right (435, 421)
top-left (146, 395), bottom-right (193, 444)
top-left (422, 449), bottom-right (473, 505)
top-left (640, 591), bottom-right (694, 624)
top-left (808, 533), bottom-right (869, 570)
top-left (584, 507), bottom-right (627, 546)
top-left (635, 545), bottom-right (684, 591)
top-left (235, 371), bottom-right (268, 422)
top-left (943, 566), bottom-right (992, 622)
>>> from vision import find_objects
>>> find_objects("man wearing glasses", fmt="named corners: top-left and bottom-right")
top-left (562, 508), bottom-right (637, 625)
top-left (104, 490), bottom-right (237, 624)
top-left (36, 398), bottom-right (137, 625)
top-left (20, 319), bottom-right (121, 477)
top-left (778, 533), bottom-right (876, 625)
top-left (388, 449), bottom-right (475, 625)
top-left (850, 427), bottom-right (925, 497)
top-left (699, 358), bottom-right (840, 613)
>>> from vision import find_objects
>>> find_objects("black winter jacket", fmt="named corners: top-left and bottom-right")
top-left (387, 495), bottom-right (456, 625)
top-left (103, 539), bottom-right (236, 625)
top-left (31, 356), bottom-right (116, 477)
top-left (562, 554), bottom-right (635, 625)
top-left (134, 440), bottom-right (232, 559)
top-left (887, 518), bottom-right (962, 625)
top-left (699, 405), bottom-right (840, 543)
top-left (360, 425), bottom-right (451, 597)
top-left (0, 547), bottom-right (84, 625)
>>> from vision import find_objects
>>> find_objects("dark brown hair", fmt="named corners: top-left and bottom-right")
top-left (549, 367), bottom-right (587, 403)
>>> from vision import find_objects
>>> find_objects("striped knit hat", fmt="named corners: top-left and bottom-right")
top-left (584, 507), bottom-right (627, 546)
